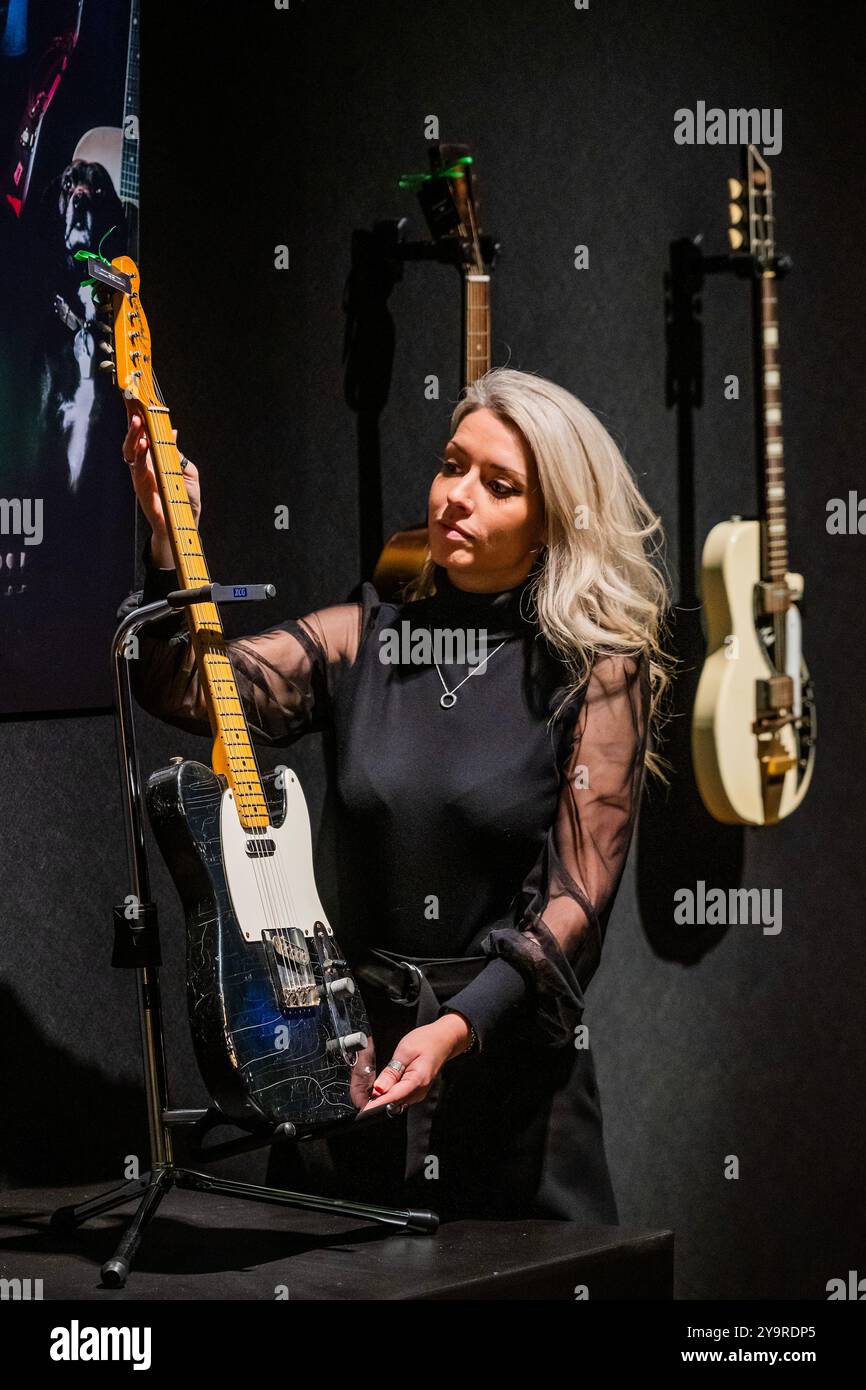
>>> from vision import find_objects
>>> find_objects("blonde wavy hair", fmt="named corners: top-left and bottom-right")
top-left (404, 368), bottom-right (676, 783)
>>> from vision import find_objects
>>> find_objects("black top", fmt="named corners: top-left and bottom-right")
top-left (129, 548), bottom-right (651, 1053)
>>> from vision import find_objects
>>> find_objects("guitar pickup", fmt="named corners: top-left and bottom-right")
top-left (755, 673), bottom-right (794, 716)
top-left (245, 837), bottom-right (276, 858)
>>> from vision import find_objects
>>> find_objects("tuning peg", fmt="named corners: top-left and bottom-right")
top-left (727, 172), bottom-right (749, 254)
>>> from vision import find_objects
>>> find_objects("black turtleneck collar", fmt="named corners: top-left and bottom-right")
top-left (423, 556), bottom-right (542, 638)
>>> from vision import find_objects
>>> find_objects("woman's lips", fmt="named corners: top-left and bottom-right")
top-left (438, 519), bottom-right (473, 540)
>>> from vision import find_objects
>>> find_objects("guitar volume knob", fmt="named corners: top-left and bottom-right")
top-left (326, 1032), bottom-right (368, 1057)
top-left (327, 976), bottom-right (355, 1000)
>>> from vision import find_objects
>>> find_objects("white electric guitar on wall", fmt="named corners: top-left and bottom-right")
top-left (692, 145), bottom-right (817, 826)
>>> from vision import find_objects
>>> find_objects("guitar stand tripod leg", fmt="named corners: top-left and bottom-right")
top-left (173, 1166), bottom-right (438, 1233)
top-left (50, 1177), bottom-right (151, 1230)
top-left (49, 596), bottom-right (437, 1289)
top-left (100, 1167), bottom-right (174, 1289)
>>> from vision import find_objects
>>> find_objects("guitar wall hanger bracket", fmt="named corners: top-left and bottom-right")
top-left (664, 236), bottom-right (794, 411)
top-left (366, 216), bottom-right (500, 273)
top-left (701, 249), bottom-right (794, 281)
top-left (396, 229), bottom-right (500, 271)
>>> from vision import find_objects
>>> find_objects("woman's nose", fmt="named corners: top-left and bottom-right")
top-left (446, 477), bottom-right (474, 510)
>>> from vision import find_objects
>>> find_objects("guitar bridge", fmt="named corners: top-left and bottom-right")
top-left (262, 927), bottom-right (319, 1012)
top-left (753, 675), bottom-right (797, 823)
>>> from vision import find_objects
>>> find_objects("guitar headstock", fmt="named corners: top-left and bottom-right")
top-left (88, 254), bottom-right (158, 407)
top-left (417, 141), bottom-right (487, 273)
top-left (111, 256), bottom-right (158, 405)
top-left (727, 143), bottom-right (776, 270)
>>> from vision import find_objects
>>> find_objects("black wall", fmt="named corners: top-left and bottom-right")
top-left (2, 0), bottom-right (864, 1299)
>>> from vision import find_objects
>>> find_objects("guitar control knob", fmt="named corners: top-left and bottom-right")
top-left (326, 1032), bottom-right (368, 1057)
top-left (327, 977), bottom-right (355, 1000)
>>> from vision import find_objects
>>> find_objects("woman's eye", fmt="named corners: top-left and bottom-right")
top-left (439, 457), bottom-right (516, 497)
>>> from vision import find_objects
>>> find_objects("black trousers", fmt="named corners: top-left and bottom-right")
top-left (267, 958), bottom-right (619, 1225)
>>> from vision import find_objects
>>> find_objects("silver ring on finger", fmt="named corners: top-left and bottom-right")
top-left (385, 1058), bottom-right (406, 1076)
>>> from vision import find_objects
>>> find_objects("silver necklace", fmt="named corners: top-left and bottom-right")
top-left (434, 639), bottom-right (508, 708)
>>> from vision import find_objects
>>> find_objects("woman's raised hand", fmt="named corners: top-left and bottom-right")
top-left (122, 401), bottom-right (201, 568)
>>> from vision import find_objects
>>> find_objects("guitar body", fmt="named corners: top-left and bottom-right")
top-left (73, 128), bottom-right (123, 190)
top-left (146, 758), bottom-right (372, 1136)
top-left (72, 1), bottom-right (140, 251)
top-left (692, 518), bottom-right (816, 825)
top-left (373, 523), bottom-right (429, 598)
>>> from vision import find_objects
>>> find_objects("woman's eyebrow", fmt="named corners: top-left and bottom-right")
top-left (487, 461), bottom-right (525, 481)
top-left (446, 441), bottom-right (526, 481)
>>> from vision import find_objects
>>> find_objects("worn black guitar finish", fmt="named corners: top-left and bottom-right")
top-left (146, 759), bottom-right (374, 1137)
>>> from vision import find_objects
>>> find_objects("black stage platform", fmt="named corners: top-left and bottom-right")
top-left (0, 1185), bottom-right (674, 1300)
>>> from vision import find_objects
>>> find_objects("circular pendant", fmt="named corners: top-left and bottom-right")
top-left (440, 692), bottom-right (457, 709)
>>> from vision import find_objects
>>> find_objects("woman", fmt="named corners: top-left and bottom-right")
top-left (123, 367), bottom-right (672, 1224)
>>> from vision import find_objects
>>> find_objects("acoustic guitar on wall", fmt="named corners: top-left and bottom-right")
top-left (692, 144), bottom-right (816, 825)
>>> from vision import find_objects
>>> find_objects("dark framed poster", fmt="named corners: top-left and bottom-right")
top-left (0, 0), bottom-right (139, 715)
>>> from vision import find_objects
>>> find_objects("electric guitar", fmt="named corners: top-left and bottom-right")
top-left (372, 142), bottom-right (494, 597)
top-left (72, 0), bottom-right (140, 254)
top-left (53, 0), bottom-right (139, 344)
top-left (692, 145), bottom-right (816, 825)
top-left (95, 255), bottom-right (372, 1135)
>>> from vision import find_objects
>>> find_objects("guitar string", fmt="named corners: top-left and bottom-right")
top-left (148, 381), bottom-right (308, 1010)
top-left (253, 794), bottom-right (308, 1004)
top-left (145, 393), bottom-right (300, 987)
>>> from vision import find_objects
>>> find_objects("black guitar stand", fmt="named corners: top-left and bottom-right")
top-left (50, 582), bottom-right (437, 1288)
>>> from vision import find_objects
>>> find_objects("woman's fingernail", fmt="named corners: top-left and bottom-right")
top-left (372, 1086), bottom-right (385, 1095)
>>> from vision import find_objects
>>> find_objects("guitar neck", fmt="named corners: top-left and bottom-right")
top-left (754, 270), bottom-right (789, 584)
top-left (462, 270), bottom-right (491, 385)
top-left (120, 0), bottom-right (140, 258)
top-left (143, 402), bottom-right (269, 829)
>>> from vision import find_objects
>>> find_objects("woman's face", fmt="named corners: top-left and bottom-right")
top-left (427, 407), bottom-right (546, 590)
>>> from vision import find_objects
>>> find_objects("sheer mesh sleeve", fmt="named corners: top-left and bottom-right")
top-left (126, 559), bottom-right (364, 747)
top-left (442, 650), bottom-right (651, 1050)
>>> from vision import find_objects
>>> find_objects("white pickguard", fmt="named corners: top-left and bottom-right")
top-left (219, 772), bottom-right (332, 942)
